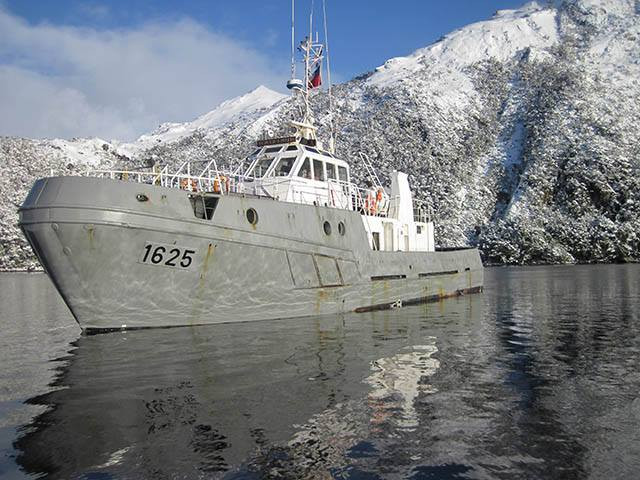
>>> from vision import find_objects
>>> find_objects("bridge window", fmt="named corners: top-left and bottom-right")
top-left (252, 157), bottom-right (274, 178)
top-left (313, 159), bottom-right (325, 181)
top-left (240, 150), bottom-right (260, 176)
top-left (273, 156), bottom-right (297, 177)
top-left (326, 163), bottom-right (336, 180)
top-left (297, 158), bottom-right (312, 179)
top-left (338, 166), bottom-right (348, 182)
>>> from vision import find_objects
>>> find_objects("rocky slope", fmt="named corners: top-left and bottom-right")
top-left (1, 0), bottom-right (638, 269)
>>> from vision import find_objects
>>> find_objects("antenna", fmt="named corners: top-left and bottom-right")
top-left (286, 0), bottom-right (303, 91)
top-left (306, 0), bottom-right (314, 102)
top-left (291, 0), bottom-right (295, 79)
top-left (287, 0), bottom-right (325, 144)
top-left (322, 0), bottom-right (335, 153)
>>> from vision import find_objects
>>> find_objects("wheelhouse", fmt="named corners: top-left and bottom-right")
top-left (240, 141), bottom-right (352, 209)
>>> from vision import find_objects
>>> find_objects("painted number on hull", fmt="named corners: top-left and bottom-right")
top-left (139, 242), bottom-right (196, 269)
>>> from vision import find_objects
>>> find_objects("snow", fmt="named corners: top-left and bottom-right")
top-left (368, 2), bottom-right (558, 88)
top-left (47, 137), bottom-right (113, 166)
top-left (125, 85), bottom-right (287, 154)
top-left (2, 0), bottom-right (640, 269)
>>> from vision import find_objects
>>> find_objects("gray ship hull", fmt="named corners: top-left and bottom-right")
top-left (19, 176), bottom-right (483, 331)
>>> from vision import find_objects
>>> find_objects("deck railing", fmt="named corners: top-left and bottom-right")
top-left (82, 163), bottom-right (432, 222)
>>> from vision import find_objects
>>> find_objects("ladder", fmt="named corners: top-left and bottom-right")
top-left (359, 152), bottom-right (383, 190)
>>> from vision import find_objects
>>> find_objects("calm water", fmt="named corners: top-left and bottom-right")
top-left (1, 265), bottom-right (639, 479)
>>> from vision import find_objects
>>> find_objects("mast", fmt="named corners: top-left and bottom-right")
top-left (290, 0), bottom-right (295, 80)
top-left (286, 1), bottom-right (303, 92)
top-left (306, 0), bottom-right (313, 112)
top-left (322, 0), bottom-right (335, 153)
top-left (286, 0), bottom-right (326, 145)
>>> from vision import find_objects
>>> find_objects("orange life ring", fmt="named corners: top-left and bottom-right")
top-left (365, 191), bottom-right (377, 215)
top-left (180, 178), bottom-right (197, 191)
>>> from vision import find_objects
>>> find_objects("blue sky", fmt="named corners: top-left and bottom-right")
top-left (1, 0), bottom-right (527, 140)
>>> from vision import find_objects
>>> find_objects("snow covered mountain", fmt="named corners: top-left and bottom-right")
top-left (2, 0), bottom-right (639, 270)
top-left (120, 85), bottom-right (287, 156)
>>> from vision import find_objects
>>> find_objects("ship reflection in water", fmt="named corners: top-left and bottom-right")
top-left (12, 265), bottom-right (640, 479)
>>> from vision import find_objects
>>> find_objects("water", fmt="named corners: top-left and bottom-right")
top-left (1, 265), bottom-right (639, 479)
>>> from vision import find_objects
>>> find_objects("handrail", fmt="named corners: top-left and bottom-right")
top-left (83, 162), bottom-right (416, 219)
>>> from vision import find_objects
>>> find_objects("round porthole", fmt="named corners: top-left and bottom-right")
top-left (323, 221), bottom-right (332, 235)
top-left (246, 208), bottom-right (258, 225)
top-left (338, 221), bottom-right (346, 236)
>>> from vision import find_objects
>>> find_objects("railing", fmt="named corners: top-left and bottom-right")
top-left (86, 166), bottom-right (252, 196)
top-left (83, 164), bottom-right (430, 221)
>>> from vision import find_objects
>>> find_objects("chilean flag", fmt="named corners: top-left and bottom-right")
top-left (308, 64), bottom-right (322, 89)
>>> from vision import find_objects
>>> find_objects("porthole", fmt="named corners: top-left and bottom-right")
top-left (323, 221), bottom-right (332, 235)
top-left (136, 193), bottom-right (149, 202)
top-left (246, 208), bottom-right (258, 225)
top-left (338, 221), bottom-right (346, 236)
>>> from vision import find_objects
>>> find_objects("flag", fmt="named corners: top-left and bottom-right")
top-left (308, 64), bottom-right (322, 89)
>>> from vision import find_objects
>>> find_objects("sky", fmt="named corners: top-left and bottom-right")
top-left (0, 0), bottom-right (527, 141)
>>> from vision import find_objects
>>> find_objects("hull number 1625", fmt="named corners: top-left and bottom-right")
top-left (139, 242), bottom-right (196, 269)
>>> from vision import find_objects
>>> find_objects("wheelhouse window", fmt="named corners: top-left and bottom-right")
top-left (338, 166), bottom-right (348, 183)
top-left (313, 159), bottom-right (325, 181)
top-left (297, 158), bottom-right (312, 179)
top-left (251, 157), bottom-right (275, 178)
top-left (326, 163), bottom-right (337, 180)
top-left (264, 146), bottom-right (283, 154)
top-left (273, 156), bottom-right (297, 177)
top-left (239, 149), bottom-right (261, 176)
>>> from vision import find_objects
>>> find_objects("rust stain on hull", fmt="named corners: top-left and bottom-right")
top-left (85, 225), bottom-right (95, 251)
top-left (189, 243), bottom-right (216, 325)
top-left (315, 288), bottom-right (330, 313)
top-left (200, 243), bottom-right (215, 282)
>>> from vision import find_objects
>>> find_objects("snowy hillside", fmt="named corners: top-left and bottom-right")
top-left (1, 0), bottom-right (639, 269)
top-left (0, 137), bottom-right (123, 270)
top-left (122, 86), bottom-right (287, 156)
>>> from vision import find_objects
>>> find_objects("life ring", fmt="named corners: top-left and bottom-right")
top-left (376, 188), bottom-right (388, 213)
top-left (180, 178), bottom-right (197, 191)
top-left (212, 175), bottom-right (230, 194)
top-left (364, 190), bottom-right (377, 215)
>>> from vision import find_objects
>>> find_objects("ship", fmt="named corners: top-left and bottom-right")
top-left (18, 2), bottom-right (483, 332)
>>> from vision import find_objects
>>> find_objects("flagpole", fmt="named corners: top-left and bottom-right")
top-left (291, 0), bottom-right (295, 80)
top-left (305, 0), bottom-right (314, 125)
top-left (322, 0), bottom-right (334, 153)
